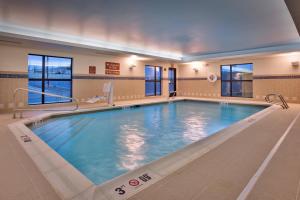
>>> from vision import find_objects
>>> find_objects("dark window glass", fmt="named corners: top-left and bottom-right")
top-left (145, 65), bottom-right (162, 96)
top-left (221, 81), bottom-right (231, 96)
top-left (231, 81), bottom-right (253, 98)
top-left (28, 55), bottom-right (43, 79)
top-left (231, 64), bottom-right (253, 80)
top-left (44, 81), bottom-right (72, 103)
top-left (221, 65), bottom-right (231, 80)
top-left (145, 81), bottom-right (155, 96)
top-left (156, 82), bottom-right (161, 95)
top-left (145, 66), bottom-right (155, 80)
top-left (28, 80), bottom-right (42, 104)
top-left (45, 57), bottom-right (72, 79)
top-left (28, 54), bottom-right (72, 105)
top-left (156, 67), bottom-right (161, 80)
top-left (221, 64), bottom-right (253, 98)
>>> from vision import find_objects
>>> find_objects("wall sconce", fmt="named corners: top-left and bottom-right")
top-left (190, 61), bottom-right (205, 73)
top-left (128, 55), bottom-right (137, 70)
top-left (129, 64), bottom-right (136, 70)
top-left (291, 61), bottom-right (299, 68)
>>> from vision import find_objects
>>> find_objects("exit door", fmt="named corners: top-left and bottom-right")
top-left (168, 68), bottom-right (176, 97)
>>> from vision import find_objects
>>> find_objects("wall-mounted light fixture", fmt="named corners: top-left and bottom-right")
top-left (283, 52), bottom-right (300, 68)
top-left (186, 61), bottom-right (206, 73)
top-left (128, 55), bottom-right (138, 70)
top-left (129, 64), bottom-right (136, 70)
top-left (291, 61), bottom-right (299, 68)
top-left (192, 61), bottom-right (203, 73)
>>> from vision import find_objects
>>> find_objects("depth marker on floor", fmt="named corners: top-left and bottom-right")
top-left (237, 111), bottom-right (300, 200)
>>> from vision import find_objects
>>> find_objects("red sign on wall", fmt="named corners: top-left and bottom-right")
top-left (89, 66), bottom-right (96, 74)
top-left (105, 62), bottom-right (120, 75)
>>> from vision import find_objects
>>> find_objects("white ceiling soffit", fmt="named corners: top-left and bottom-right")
top-left (0, 22), bottom-right (182, 60)
top-left (0, 0), bottom-right (299, 61)
top-left (183, 42), bottom-right (300, 61)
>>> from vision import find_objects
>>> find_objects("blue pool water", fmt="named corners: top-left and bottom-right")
top-left (30, 100), bottom-right (266, 185)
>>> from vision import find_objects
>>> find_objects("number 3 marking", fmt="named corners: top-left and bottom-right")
top-left (115, 187), bottom-right (126, 195)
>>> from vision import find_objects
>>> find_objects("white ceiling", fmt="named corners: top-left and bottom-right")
top-left (0, 0), bottom-right (299, 61)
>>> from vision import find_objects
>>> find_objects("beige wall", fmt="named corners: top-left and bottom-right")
top-left (1, 42), bottom-right (300, 111)
top-left (0, 44), bottom-right (176, 110)
top-left (0, 44), bottom-right (147, 75)
top-left (178, 54), bottom-right (300, 77)
top-left (0, 76), bottom-right (27, 109)
top-left (178, 53), bottom-right (300, 103)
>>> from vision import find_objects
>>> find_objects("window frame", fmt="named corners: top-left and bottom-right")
top-left (145, 65), bottom-right (162, 96)
top-left (220, 63), bottom-right (253, 98)
top-left (28, 54), bottom-right (73, 105)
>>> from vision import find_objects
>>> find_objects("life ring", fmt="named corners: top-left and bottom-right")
top-left (207, 73), bottom-right (217, 83)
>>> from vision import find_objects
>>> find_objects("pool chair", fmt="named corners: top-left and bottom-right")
top-left (86, 82), bottom-right (113, 104)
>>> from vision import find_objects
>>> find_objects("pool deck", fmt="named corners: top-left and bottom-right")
top-left (1, 97), bottom-right (300, 200)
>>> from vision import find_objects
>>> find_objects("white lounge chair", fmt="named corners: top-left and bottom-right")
top-left (86, 82), bottom-right (113, 104)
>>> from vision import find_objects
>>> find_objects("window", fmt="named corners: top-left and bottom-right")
top-left (28, 54), bottom-right (72, 104)
top-left (221, 63), bottom-right (253, 98)
top-left (145, 65), bottom-right (162, 96)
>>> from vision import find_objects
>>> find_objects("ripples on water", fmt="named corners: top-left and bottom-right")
top-left (30, 101), bottom-right (265, 184)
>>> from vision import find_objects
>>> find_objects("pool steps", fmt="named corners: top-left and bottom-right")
top-left (55, 118), bottom-right (96, 150)
top-left (43, 118), bottom-right (86, 142)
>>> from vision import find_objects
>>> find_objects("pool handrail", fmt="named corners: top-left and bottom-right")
top-left (13, 88), bottom-right (79, 118)
top-left (265, 93), bottom-right (289, 109)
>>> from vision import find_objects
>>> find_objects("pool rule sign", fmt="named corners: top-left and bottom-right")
top-left (105, 62), bottom-right (120, 75)
top-left (113, 173), bottom-right (154, 199)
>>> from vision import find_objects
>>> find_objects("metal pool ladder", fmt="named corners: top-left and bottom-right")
top-left (265, 93), bottom-right (289, 109)
top-left (13, 88), bottom-right (79, 118)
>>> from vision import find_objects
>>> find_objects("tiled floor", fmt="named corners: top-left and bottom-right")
top-left (1, 98), bottom-right (300, 200)
top-left (247, 111), bottom-right (300, 200)
top-left (0, 114), bottom-right (61, 200)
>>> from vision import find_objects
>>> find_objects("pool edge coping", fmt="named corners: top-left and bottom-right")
top-left (7, 98), bottom-right (277, 200)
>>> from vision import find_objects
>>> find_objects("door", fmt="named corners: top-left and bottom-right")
top-left (168, 68), bottom-right (176, 97)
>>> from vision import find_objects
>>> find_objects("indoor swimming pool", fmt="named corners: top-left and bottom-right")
top-left (29, 100), bottom-right (266, 185)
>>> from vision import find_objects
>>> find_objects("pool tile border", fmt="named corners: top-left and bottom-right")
top-left (1, 71), bottom-right (300, 80)
top-left (8, 98), bottom-right (276, 200)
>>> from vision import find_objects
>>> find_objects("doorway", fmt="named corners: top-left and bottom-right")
top-left (168, 68), bottom-right (176, 97)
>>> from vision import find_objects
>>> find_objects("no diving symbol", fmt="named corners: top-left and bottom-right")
top-left (129, 179), bottom-right (140, 187)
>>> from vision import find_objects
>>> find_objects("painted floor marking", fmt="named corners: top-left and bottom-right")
top-left (237, 111), bottom-right (300, 200)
